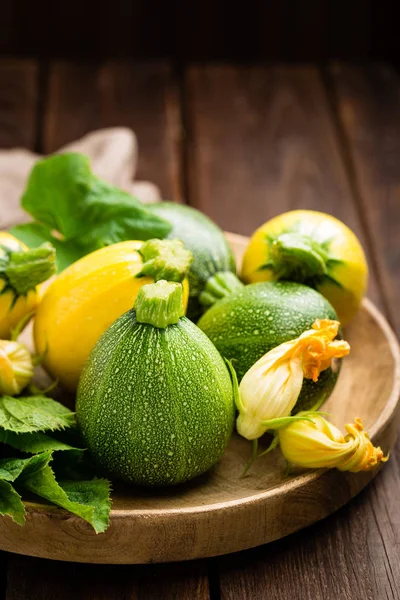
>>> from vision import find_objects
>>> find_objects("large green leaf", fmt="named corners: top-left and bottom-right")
top-left (16, 153), bottom-right (171, 272)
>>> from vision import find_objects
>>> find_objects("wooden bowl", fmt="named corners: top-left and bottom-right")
top-left (1, 233), bottom-right (399, 564)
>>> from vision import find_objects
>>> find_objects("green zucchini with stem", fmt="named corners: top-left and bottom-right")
top-left (197, 280), bottom-right (341, 412)
top-left (76, 280), bottom-right (236, 486)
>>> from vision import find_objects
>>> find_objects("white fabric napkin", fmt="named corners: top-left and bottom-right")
top-left (0, 128), bottom-right (161, 229)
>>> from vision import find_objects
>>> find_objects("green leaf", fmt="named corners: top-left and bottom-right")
top-left (0, 457), bottom-right (28, 481)
top-left (0, 452), bottom-right (50, 482)
top-left (10, 223), bottom-right (91, 272)
top-left (57, 479), bottom-right (111, 533)
top-left (0, 450), bottom-right (111, 533)
top-left (21, 153), bottom-right (95, 236)
top-left (0, 430), bottom-right (82, 454)
top-left (0, 480), bottom-right (25, 525)
top-left (0, 396), bottom-right (75, 433)
top-left (20, 153), bottom-right (171, 246)
top-left (19, 461), bottom-right (111, 534)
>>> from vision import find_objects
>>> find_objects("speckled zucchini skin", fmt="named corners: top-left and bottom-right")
top-left (149, 203), bottom-right (236, 319)
top-left (76, 311), bottom-right (235, 486)
top-left (197, 281), bottom-right (340, 409)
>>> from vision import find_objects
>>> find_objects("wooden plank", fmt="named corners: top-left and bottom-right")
top-left (218, 446), bottom-right (400, 600)
top-left (185, 65), bottom-right (382, 308)
top-left (5, 556), bottom-right (209, 600)
top-left (0, 60), bottom-right (38, 149)
top-left (138, 562), bottom-right (210, 600)
top-left (329, 64), bottom-right (400, 336)
top-left (0, 552), bottom-right (7, 600)
top-left (43, 60), bottom-right (183, 201)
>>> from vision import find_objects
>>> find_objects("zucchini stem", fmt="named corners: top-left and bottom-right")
top-left (3, 243), bottom-right (56, 295)
top-left (264, 232), bottom-right (329, 282)
top-left (137, 239), bottom-right (192, 283)
top-left (135, 280), bottom-right (184, 328)
top-left (199, 271), bottom-right (244, 308)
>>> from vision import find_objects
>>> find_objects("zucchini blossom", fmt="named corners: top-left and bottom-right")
top-left (278, 414), bottom-right (388, 472)
top-left (0, 339), bottom-right (34, 395)
top-left (237, 319), bottom-right (350, 440)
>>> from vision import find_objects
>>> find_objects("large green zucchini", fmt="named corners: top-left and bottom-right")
top-left (76, 281), bottom-right (235, 486)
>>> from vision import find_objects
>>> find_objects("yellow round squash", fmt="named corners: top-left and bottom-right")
top-left (241, 210), bottom-right (368, 326)
top-left (34, 239), bottom-right (191, 393)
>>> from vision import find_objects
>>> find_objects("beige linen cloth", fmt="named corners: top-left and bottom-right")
top-left (0, 128), bottom-right (161, 229)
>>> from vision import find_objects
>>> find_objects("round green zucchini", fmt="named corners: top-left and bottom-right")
top-left (197, 281), bottom-right (340, 411)
top-left (148, 202), bottom-right (239, 319)
top-left (76, 281), bottom-right (235, 486)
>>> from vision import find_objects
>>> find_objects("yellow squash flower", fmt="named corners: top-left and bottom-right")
top-left (278, 414), bottom-right (388, 472)
top-left (0, 339), bottom-right (34, 395)
top-left (237, 319), bottom-right (350, 440)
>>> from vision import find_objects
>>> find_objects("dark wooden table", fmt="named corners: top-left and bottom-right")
top-left (0, 59), bottom-right (399, 600)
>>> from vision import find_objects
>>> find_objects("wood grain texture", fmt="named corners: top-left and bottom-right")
top-left (329, 64), bottom-right (400, 337)
top-left (218, 470), bottom-right (400, 600)
top-left (185, 65), bottom-right (382, 309)
top-left (0, 236), bottom-right (399, 565)
top-left (0, 60), bottom-right (38, 149)
top-left (5, 555), bottom-right (209, 600)
top-left (43, 61), bottom-right (183, 200)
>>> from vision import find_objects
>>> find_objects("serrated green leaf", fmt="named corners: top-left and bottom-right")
top-left (0, 430), bottom-right (82, 454)
top-left (0, 450), bottom-right (111, 533)
top-left (19, 154), bottom-right (171, 261)
top-left (0, 457), bottom-right (27, 481)
top-left (57, 479), bottom-right (112, 533)
top-left (0, 396), bottom-right (75, 433)
top-left (0, 480), bottom-right (25, 525)
top-left (0, 452), bottom-right (51, 482)
top-left (19, 462), bottom-right (111, 534)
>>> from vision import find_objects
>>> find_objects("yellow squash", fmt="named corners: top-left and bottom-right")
top-left (241, 210), bottom-right (368, 325)
top-left (34, 239), bottom-right (191, 393)
top-left (0, 232), bottom-right (56, 339)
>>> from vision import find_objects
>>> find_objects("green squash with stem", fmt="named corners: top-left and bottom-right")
top-left (77, 280), bottom-right (236, 486)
